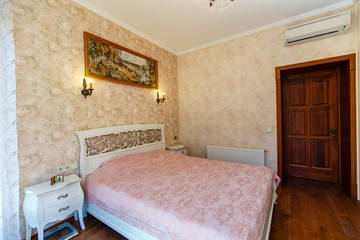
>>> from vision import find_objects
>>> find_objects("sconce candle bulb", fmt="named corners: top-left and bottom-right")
top-left (156, 91), bottom-right (166, 104)
top-left (81, 78), bottom-right (94, 98)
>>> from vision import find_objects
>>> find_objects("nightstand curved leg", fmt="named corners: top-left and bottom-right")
top-left (78, 209), bottom-right (85, 230)
top-left (25, 224), bottom-right (32, 240)
top-left (74, 211), bottom-right (78, 221)
top-left (37, 225), bottom-right (44, 240)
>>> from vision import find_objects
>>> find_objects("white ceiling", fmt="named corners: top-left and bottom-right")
top-left (72, 0), bottom-right (354, 55)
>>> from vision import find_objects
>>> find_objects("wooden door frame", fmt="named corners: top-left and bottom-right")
top-left (275, 54), bottom-right (357, 199)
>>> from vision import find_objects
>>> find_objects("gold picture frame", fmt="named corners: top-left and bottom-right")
top-left (84, 32), bottom-right (158, 89)
top-left (51, 176), bottom-right (56, 185)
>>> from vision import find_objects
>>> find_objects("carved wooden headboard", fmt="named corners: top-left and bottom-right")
top-left (75, 124), bottom-right (165, 182)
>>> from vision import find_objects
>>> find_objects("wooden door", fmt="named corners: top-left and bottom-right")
top-left (282, 69), bottom-right (339, 182)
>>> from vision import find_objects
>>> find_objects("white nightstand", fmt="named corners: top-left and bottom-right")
top-left (167, 144), bottom-right (187, 155)
top-left (23, 174), bottom-right (85, 240)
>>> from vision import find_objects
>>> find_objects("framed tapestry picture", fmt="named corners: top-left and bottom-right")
top-left (84, 32), bottom-right (158, 89)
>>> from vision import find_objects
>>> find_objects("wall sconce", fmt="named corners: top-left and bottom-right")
top-left (156, 91), bottom-right (165, 104)
top-left (81, 78), bottom-right (94, 98)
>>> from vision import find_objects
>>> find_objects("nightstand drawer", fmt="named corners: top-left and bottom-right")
top-left (179, 149), bottom-right (187, 155)
top-left (44, 198), bottom-right (77, 222)
top-left (167, 144), bottom-right (187, 156)
top-left (43, 184), bottom-right (78, 208)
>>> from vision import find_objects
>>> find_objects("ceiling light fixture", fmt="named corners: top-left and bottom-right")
top-left (194, 0), bottom-right (235, 13)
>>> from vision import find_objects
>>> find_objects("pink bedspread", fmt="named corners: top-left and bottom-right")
top-left (83, 150), bottom-right (278, 240)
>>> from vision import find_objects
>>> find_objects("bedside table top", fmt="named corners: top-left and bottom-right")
top-left (167, 144), bottom-right (185, 150)
top-left (24, 174), bottom-right (81, 196)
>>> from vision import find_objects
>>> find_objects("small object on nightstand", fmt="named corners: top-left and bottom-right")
top-left (23, 174), bottom-right (85, 240)
top-left (56, 174), bottom-right (64, 183)
top-left (50, 176), bottom-right (56, 185)
top-left (167, 144), bottom-right (187, 156)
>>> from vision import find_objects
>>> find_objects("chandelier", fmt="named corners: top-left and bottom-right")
top-left (194, 0), bottom-right (235, 13)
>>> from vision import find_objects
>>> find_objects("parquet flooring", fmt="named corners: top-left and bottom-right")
top-left (44, 215), bottom-right (126, 240)
top-left (46, 177), bottom-right (360, 240)
top-left (270, 177), bottom-right (360, 240)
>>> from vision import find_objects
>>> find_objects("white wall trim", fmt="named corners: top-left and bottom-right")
top-left (178, 1), bottom-right (354, 55)
top-left (72, 0), bottom-right (354, 56)
top-left (71, 0), bottom-right (177, 55)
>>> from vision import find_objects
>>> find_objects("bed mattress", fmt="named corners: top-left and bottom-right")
top-left (83, 150), bottom-right (279, 240)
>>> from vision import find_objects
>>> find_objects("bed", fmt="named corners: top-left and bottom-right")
top-left (75, 124), bottom-right (279, 240)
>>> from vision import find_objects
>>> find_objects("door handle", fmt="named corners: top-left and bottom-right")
top-left (327, 128), bottom-right (337, 138)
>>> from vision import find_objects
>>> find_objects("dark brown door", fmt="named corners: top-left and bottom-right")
top-left (282, 69), bottom-right (339, 182)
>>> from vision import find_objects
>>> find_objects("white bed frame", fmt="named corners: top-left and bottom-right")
top-left (75, 124), bottom-right (277, 240)
top-left (75, 124), bottom-right (165, 183)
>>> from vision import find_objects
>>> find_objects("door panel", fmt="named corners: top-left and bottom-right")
top-left (311, 140), bottom-right (329, 168)
top-left (290, 110), bottom-right (306, 135)
top-left (310, 109), bottom-right (329, 136)
top-left (289, 81), bottom-right (306, 106)
top-left (282, 70), bottom-right (339, 182)
top-left (290, 140), bottom-right (307, 166)
top-left (311, 79), bottom-right (329, 105)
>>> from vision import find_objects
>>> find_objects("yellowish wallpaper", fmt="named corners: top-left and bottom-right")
top-left (178, 7), bottom-right (356, 172)
top-left (13, 0), bottom-right (178, 234)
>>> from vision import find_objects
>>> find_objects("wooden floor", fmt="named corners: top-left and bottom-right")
top-left (45, 215), bottom-right (126, 240)
top-left (270, 177), bottom-right (360, 240)
top-left (55, 177), bottom-right (360, 240)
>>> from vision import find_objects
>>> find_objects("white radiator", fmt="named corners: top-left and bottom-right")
top-left (207, 145), bottom-right (266, 166)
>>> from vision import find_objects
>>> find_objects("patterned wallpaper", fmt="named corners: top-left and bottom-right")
top-left (12, 0), bottom-right (178, 235)
top-left (178, 7), bottom-right (356, 172)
